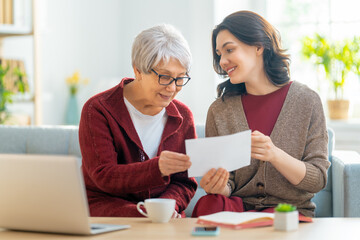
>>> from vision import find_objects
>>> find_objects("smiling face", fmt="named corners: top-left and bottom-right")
top-left (132, 57), bottom-right (187, 115)
top-left (215, 29), bottom-right (263, 85)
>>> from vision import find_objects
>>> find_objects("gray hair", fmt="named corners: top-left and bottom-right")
top-left (131, 24), bottom-right (192, 73)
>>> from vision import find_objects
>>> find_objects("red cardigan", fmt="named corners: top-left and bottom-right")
top-left (79, 78), bottom-right (197, 217)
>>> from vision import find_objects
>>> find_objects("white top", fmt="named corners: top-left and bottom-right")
top-left (124, 97), bottom-right (168, 159)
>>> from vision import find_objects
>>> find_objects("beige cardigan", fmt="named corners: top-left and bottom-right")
top-left (205, 81), bottom-right (330, 217)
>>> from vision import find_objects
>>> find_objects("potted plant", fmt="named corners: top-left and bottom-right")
top-left (350, 36), bottom-right (360, 81)
top-left (64, 71), bottom-right (88, 125)
top-left (0, 64), bottom-right (10, 124)
top-left (274, 203), bottom-right (299, 231)
top-left (301, 34), bottom-right (359, 120)
top-left (0, 62), bottom-right (28, 124)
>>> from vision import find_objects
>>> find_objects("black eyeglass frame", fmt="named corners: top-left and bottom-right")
top-left (151, 69), bottom-right (191, 86)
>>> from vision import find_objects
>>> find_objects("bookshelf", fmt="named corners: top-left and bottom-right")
top-left (0, 0), bottom-right (32, 33)
top-left (0, 0), bottom-right (40, 125)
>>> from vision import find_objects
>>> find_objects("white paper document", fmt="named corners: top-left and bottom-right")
top-left (185, 130), bottom-right (251, 177)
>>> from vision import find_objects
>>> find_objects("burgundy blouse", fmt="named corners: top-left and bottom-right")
top-left (241, 82), bottom-right (292, 136)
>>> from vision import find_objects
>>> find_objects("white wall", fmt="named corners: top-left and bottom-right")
top-left (38, 0), bottom-right (125, 125)
top-left (37, 0), bottom-right (215, 125)
top-left (214, 0), bottom-right (266, 23)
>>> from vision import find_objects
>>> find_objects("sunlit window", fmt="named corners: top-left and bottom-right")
top-left (267, 0), bottom-right (360, 118)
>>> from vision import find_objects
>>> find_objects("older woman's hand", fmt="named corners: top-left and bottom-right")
top-left (200, 168), bottom-right (230, 196)
top-left (158, 150), bottom-right (191, 176)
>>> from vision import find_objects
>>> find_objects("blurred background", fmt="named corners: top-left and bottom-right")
top-left (1, 0), bottom-right (359, 152)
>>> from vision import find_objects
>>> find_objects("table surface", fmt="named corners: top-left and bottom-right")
top-left (1, 217), bottom-right (360, 240)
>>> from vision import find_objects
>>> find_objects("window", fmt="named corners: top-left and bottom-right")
top-left (267, 0), bottom-right (360, 118)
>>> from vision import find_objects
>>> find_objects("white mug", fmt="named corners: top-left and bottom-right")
top-left (136, 198), bottom-right (176, 223)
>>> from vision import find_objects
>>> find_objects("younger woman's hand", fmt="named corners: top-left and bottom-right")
top-left (251, 130), bottom-right (280, 163)
top-left (200, 168), bottom-right (230, 196)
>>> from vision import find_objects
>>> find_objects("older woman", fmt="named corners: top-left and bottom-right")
top-left (79, 24), bottom-right (197, 218)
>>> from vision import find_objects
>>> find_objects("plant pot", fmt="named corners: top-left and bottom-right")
top-left (327, 99), bottom-right (349, 120)
top-left (274, 210), bottom-right (299, 231)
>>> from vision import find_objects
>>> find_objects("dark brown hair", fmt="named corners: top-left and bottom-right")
top-left (212, 11), bottom-right (290, 99)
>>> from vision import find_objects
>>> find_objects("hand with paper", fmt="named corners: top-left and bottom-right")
top-left (158, 150), bottom-right (191, 176)
top-left (200, 168), bottom-right (230, 195)
top-left (185, 130), bottom-right (251, 178)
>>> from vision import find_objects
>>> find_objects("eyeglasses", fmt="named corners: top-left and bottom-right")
top-left (151, 69), bottom-right (191, 86)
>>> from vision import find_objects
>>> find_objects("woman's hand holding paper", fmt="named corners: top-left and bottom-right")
top-left (200, 168), bottom-right (230, 196)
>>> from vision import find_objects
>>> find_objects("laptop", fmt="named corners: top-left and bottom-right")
top-left (0, 154), bottom-right (130, 235)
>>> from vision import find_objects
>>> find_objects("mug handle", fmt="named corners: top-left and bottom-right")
top-left (136, 201), bottom-right (148, 217)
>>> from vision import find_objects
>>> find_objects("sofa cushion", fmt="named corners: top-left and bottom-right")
top-left (0, 125), bottom-right (81, 157)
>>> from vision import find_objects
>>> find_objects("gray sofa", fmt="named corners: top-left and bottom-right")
top-left (1, 125), bottom-right (359, 217)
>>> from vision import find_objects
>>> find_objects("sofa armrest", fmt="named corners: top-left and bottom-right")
top-left (332, 150), bottom-right (360, 217)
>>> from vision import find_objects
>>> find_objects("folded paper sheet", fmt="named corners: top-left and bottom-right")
top-left (186, 130), bottom-right (251, 177)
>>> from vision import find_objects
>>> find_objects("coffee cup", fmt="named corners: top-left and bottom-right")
top-left (136, 198), bottom-right (176, 223)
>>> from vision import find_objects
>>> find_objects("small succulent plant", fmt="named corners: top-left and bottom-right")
top-left (275, 203), bottom-right (297, 212)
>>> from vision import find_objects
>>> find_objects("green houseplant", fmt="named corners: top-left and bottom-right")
top-left (301, 34), bottom-right (359, 119)
top-left (0, 63), bottom-right (28, 124)
top-left (350, 36), bottom-right (360, 80)
top-left (0, 64), bottom-right (11, 123)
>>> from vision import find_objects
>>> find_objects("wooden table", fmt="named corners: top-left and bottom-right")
top-left (1, 217), bottom-right (360, 239)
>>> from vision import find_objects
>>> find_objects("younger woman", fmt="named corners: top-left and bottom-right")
top-left (192, 11), bottom-right (330, 218)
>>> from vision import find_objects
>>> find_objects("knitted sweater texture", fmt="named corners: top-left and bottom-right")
top-left (206, 81), bottom-right (330, 217)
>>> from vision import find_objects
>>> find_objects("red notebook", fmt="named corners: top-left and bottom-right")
top-left (196, 211), bottom-right (312, 230)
